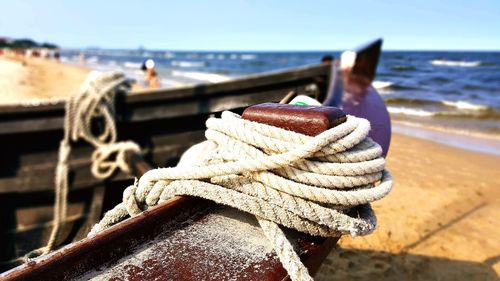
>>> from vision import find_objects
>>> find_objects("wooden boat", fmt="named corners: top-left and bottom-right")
top-left (0, 39), bottom-right (390, 280)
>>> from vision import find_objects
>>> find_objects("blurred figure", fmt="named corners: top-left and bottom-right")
top-left (54, 51), bottom-right (60, 62)
top-left (321, 55), bottom-right (333, 64)
top-left (311, 55), bottom-right (335, 101)
top-left (78, 52), bottom-right (86, 65)
top-left (141, 59), bottom-right (160, 89)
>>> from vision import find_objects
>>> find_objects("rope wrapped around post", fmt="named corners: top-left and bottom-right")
top-left (89, 111), bottom-right (393, 281)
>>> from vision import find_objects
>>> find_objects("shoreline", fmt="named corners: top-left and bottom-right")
top-left (392, 120), bottom-right (500, 156)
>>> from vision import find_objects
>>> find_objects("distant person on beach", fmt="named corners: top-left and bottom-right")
top-left (141, 59), bottom-right (160, 89)
top-left (311, 55), bottom-right (335, 101)
top-left (78, 52), bottom-right (86, 65)
top-left (321, 55), bottom-right (333, 64)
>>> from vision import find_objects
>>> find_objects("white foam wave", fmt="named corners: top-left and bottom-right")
top-left (388, 106), bottom-right (435, 117)
top-left (86, 56), bottom-right (99, 64)
top-left (240, 54), bottom-right (257, 60)
top-left (442, 100), bottom-right (488, 111)
top-left (171, 61), bottom-right (205, 68)
top-left (164, 52), bottom-right (175, 59)
top-left (372, 80), bottom-right (394, 89)
top-left (123, 61), bottom-right (141, 68)
top-left (171, 70), bottom-right (231, 83)
top-left (430, 60), bottom-right (481, 67)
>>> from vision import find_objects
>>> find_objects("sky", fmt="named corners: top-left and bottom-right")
top-left (0, 0), bottom-right (499, 51)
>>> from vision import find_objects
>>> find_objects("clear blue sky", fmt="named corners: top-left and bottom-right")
top-left (1, 0), bottom-right (499, 51)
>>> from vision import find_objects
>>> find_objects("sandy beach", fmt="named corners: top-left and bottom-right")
top-left (1, 57), bottom-right (499, 280)
top-left (317, 133), bottom-right (500, 281)
top-left (0, 56), bottom-right (89, 104)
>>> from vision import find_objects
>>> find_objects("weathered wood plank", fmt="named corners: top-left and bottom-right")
top-left (1, 197), bottom-right (338, 281)
top-left (0, 64), bottom-right (328, 114)
top-left (1, 127), bottom-right (208, 193)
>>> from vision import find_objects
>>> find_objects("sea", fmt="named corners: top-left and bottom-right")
top-left (60, 49), bottom-right (500, 147)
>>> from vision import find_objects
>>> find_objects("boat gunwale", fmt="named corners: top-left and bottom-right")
top-left (0, 63), bottom-right (330, 113)
top-left (0, 195), bottom-right (339, 281)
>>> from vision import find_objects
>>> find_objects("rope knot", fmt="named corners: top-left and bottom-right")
top-left (91, 141), bottom-right (141, 179)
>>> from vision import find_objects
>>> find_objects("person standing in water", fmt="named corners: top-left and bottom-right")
top-left (141, 59), bottom-right (160, 89)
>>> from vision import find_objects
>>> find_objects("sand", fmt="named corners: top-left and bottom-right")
top-left (1, 57), bottom-right (499, 280)
top-left (0, 56), bottom-right (89, 104)
top-left (316, 134), bottom-right (500, 281)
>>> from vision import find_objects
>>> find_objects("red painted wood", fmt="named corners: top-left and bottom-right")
top-left (1, 197), bottom-right (338, 281)
top-left (342, 86), bottom-right (391, 157)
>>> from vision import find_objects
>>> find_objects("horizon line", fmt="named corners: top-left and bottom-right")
top-left (61, 47), bottom-right (500, 53)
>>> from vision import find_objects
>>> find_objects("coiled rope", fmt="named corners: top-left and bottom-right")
top-left (89, 111), bottom-right (393, 281)
top-left (26, 71), bottom-right (140, 259)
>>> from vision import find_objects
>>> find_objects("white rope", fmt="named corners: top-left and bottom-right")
top-left (26, 71), bottom-right (141, 259)
top-left (91, 141), bottom-right (141, 179)
top-left (89, 111), bottom-right (393, 281)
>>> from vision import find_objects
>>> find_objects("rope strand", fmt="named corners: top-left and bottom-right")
top-left (89, 112), bottom-right (393, 281)
top-left (25, 71), bottom-right (140, 260)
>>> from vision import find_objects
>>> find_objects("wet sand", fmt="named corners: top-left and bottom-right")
top-left (1, 57), bottom-right (499, 280)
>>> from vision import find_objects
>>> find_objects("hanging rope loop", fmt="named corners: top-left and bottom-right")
top-left (25, 71), bottom-right (142, 260)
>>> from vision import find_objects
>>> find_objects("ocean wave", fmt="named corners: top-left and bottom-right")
top-left (442, 100), bottom-right (488, 111)
top-left (387, 103), bottom-right (500, 119)
top-left (385, 98), bottom-right (444, 106)
top-left (123, 61), bottom-right (141, 68)
top-left (373, 81), bottom-right (416, 91)
top-left (171, 70), bottom-right (231, 83)
top-left (164, 52), bottom-right (175, 59)
top-left (86, 56), bottom-right (99, 64)
top-left (372, 81), bottom-right (394, 89)
top-left (388, 106), bottom-right (436, 117)
top-left (390, 65), bottom-right (416, 71)
top-left (386, 98), bottom-right (492, 112)
top-left (240, 54), bottom-right (257, 60)
top-left (171, 61), bottom-right (206, 68)
top-left (462, 84), bottom-right (498, 92)
top-left (433, 111), bottom-right (500, 119)
top-left (373, 82), bottom-right (419, 91)
top-left (426, 76), bottom-right (451, 83)
top-left (430, 60), bottom-right (481, 67)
